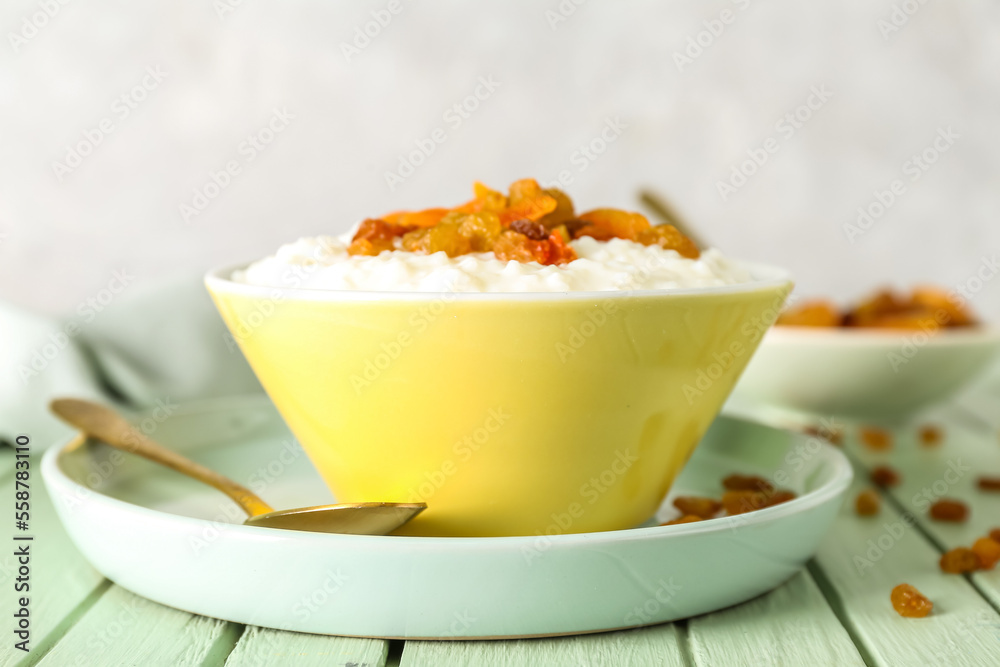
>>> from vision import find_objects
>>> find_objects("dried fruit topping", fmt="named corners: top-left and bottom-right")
top-left (890, 583), bottom-right (933, 618)
top-left (661, 514), bottom-right (703, 526)
top-left (777, 300), bottom-right (842, 327)
top-left (991, 528), bottom-right (1000, 543)
top-left (369, 178), bottom-right (695, 266)
top-left (939, 547), bottom-right (980, 574)
top-left (871, 465), bottom-right (901, 488)
top-left (855, 489), bottom-right (881, 516)
top-left (976, 476), bottom-right (1000, 492)
top-left (859, 427), bottom-right (893, 451)
top-left (929, 498), bottom-right (969, 523)
top-left (918, 424), bottom-right (942, 446)
top-left (972, 537), bottom-right (1000, 570)
top-left (722, 474), bottom-right (775, 494)
top-left (672, 496), bottom-right (722, 519)
top-left (509, 218), bottom-right (549, 240)
top-left (721, 490), bottom-right (769, 515)
top-left (348, 218), bottom-right (415, 256)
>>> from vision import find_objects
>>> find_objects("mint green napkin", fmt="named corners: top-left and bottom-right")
top-left (1, 274), bottom-right (261, 449)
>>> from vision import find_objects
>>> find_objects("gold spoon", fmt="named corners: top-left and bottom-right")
top-left (50, 398), bottom-right (425, 536)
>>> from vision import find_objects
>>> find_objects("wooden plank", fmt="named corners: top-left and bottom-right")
top-left (399, 624), bottom-right (686, 667)
top-left (809, 436), bottom-right (1000, 667)
top-left (224, 626), bottom-right (388, 666)
top-left (846, 414), bottom-right (1000, 612)
top-left (36, 586), bottom-right (241, 667)
top-left (0, 472), bottom-right (107, 667)
top-left (686, 570), bottom-right (866, 666)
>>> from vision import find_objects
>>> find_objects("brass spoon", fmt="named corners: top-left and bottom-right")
top-left (50, 398), bottom-right (425, 536)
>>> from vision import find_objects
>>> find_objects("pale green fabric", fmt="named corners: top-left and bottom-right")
top-left (1, 274), bottom-right (261, 449)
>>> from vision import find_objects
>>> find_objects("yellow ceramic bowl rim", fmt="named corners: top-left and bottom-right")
top-left (205, 261), bottom-right (793, 302)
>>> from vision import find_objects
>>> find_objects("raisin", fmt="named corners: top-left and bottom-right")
top-left (456, 182), bottom-right (508, 215)
top-left (764, 490), bottom-right (796, 507)
top-left (972, 537), bottom-right (1000, 570)
top-left (918, 424), bottom-right (942, 447)
top-left (777, 301), bottom-right (841, 327)
top-left (348, 218), bottom-right (412, 256)
top-left (501, 178), bottom-right (557, 225)
top-left (400, 220), bottom-right (471, 257)
top-left (909, 286), bottom-right (976, 327)
top-left (859, 427), bottom-right (893, 451)
top-left (661, 514), bottom-right (703, 526)
top-left (575, 209), bottom-right (651, 242)
top-left (976, 476), bottom-right (1000, 492)
top-left (871, 465), bottom-right (901, 488)
top-left (722, 474), bottom-right (775, 494)
top-left (991, 528), bottom-right (1000, 543)
top-left (456, 212), bottom-right (502, 252)
top-left (672, 496), bottom-right (722, 519)
top-left (637, 224), bottom-right (700, 259)
top-left (538, 187), bottom-right (576, 228)
top-left (721, 490), bottom-right (769, 515)
top-left (890, 583), bottom-right (933, 618)
top-left (492, 230), bottom-right (549, 264)
top-left (843, 290), bottom-right (903, 327)
top-left (855, 489), bottom-right (880, 516)
top-left (929, 498), bottom-right (968, 522)
top-left (805, 424), bottom-right (844, 446)
top-left (939, 547), bottom-right (980, 573)
top-left (510, 218), bottom-right (548, 240)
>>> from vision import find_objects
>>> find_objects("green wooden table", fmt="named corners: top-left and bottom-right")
top-left (4, 372), bottom-right (1000, 666)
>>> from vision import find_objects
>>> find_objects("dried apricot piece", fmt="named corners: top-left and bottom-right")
top-left (871, 465), bottom-right (901, 488)
top-left (977, 476), bottom-right (1000, 492)
top-left (918, 424), bottom-right (942, 447)
top-left (843, 289), bottom-right (903, 327)
top-left (939, 547), bottom-right (980, 573)
top-left (661, 514), bottom-right (703, 526)
top-left (859, 427), bottom-right (893, 451)
top-left (672, 496), bottom-right (722, 519)
top-left (455, 181), bottom-right (508, 215)
top-left (891, 584), bottom-right (933, 618)
top-left (501, 178), bottom-right (558, 225)
top-left (777, 301), bottom-right (841, 327)
top-left (538, 187), bottom-right (576, 228)
top-left (971, 537), bottom-right (1000, 570)
top-left (575, 208), bottom-right (651, 242)
top-left (855, 489), bottom-right (880, 516)
top-left (929, 498), bottom-right (969, 523)
top-left (382, 208), bottom-right (450, 228)
top-left (637, 224), bottom-right (700, 259)
top-left (722, 474), bottom-right (775, 494)
top-left (909, 286), bottom-right (975, 327)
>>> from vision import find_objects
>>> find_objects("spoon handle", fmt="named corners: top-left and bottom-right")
top-left (50, 398), bottom-right (273, 517)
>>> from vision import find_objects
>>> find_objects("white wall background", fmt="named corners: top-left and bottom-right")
top-left (2, 0), bottom-right (999, 317)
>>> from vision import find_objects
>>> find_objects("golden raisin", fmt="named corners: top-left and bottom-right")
top-left (890, 583), bottom-right (933, 618)
top-left (777, 301), bottom-right (841, 327)
top-left (929, 498), bottom-right (969, 523)
top-left (977, 476), bottom-right (1000, 492)
top-left (917, 425), bottom-right (942, 447)
top-left (672, 496), bottom-right (722, 519)
top-left (721, 490), bottom-right (769, 515)
top-left (500, 178), bottom-right (557, 225)
top-left (722, 474), bottom-right (775, 494)
top-left (991, 528), bottom-right (1000, 543)
top-left (538, 187), bottom-right (576, 228)
top-left (855, 489), bottom-right (880, 516)
top-left (456, 212), bottom-right (502, 252)
top-left (636, 224), bottom-right (700, 259)
top-left (661, 514), bottom-right (703, 526)
top-left (939, 547), bottom-right (980, 574)
top-left (859, 427), bottom-right (893, 451)
top-left (764, 490), bottom-right (797, 507)
top-left (575, 209), bottom-right (651, 242)
top-left (909, 286), bottom-right (976, 327)
top-left (971, 537), bottom-right (1000, 570)
top-left (348, 218), bottom-right (413, 256)
top-left (871, 465), bottom-right (901, 488)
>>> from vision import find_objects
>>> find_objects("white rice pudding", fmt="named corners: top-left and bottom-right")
top-left (234, 229), bottom-right (751, 293)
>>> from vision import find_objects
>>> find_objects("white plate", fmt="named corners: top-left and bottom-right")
top-left (732, 325), bottom-right (1000, 419)
top-left (42, 395), bottom-right (851, 639)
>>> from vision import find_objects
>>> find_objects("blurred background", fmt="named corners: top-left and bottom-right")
top-left (2, 0), bottom-right (999, 316)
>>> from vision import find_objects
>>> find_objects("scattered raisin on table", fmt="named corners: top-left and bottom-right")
top-left (971, 537), bottom-right (1000, 570)
top-left (871, 465), bottom-right (901, 487)
top-left (939, 547), bottom-right (980, 574)
top-left (859, 427), bottom-right (893, 451)
top-left (977, 476), bottom-right (1000, 492)
top-left (722, 474), bottom-right (775, 494)
top-left (855, 489), bottom-right (880, 516)
top-left (918, 424), bottom-right (942, 447)
top-left (672, 496), bottom-right (722, 519)
top-left (891, 583), bottom-right (933, 618)
top-left (929, 498), bottom-right (969, 523)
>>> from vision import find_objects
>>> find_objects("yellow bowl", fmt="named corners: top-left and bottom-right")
top-left (206, 264), bottom-right (792, 537)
